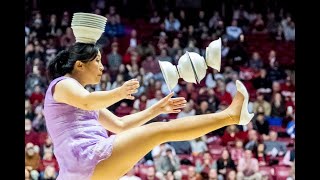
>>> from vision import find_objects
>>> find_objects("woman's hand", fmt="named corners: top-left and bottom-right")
top-left (119, 79), bottom-right (140, 100)
top-left (155, 92), bottom-right (187, 114)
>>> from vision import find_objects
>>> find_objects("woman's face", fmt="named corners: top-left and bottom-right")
top-left (258, 143), bottom-right (265, 152)
top-left (222, 150), bottom-right (229, 159)
top-left (82, 51), bottom-right (104, 85)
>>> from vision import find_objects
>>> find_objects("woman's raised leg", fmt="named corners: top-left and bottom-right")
top-left (91, 81), bottom-right (253, 180)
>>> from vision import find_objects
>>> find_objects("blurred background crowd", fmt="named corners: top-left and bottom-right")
top-left (25, 0), bottom-right (295, 179)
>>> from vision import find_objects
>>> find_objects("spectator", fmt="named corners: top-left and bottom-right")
top-left (107, 42), bottom-right (123, 80)
top-left (230, 139), bottom-right (245, 164)
top-left (177, 102), bottom-right (196, 118)
top-left (282, 142), bottom-right (295, 166)
top-left (281, 15), bottom-right (295, 41)
top-left (25, 143), bottom-right (41, 180)
top-left (143, 166), bottom-right (159, 180)
top-left (39, 151), bottom-right (59, 178)
top-left (196, 152), bottom-right (216, 174)
top-left (286, 114), bottom-right (295, 139)
top-left (226, 170), bottom-right (236, 180)
top-left (155, 148), bottom-right (182, 180)
top-left (255, 143), bottom-right (269, 166)
top-left (245, 129), bottom-right (259, 151)
top-left (208, 168), bottom-right (218, 180)
top-left (264, 131), bottom-right (287, 157)
top-left (221, 125), bottom-right (244, 146)
top-left (226, 19), bottom-right (243, 41)
top-left (150, 11), bottom-right (161, 24)
top-left (248, 51), bottom-right (264, 71)
top-left (216, 149), bottom-right (236, 180)
top-left (191, 136), bottom-right (208, 156)
top-left (25, 118), bottom-right (40, 146)
top-left (164, 12), bottom-right (181, 32)
top-left (270, 93), bottom-right (286, 118)
top-left (236, 149), bottom-right (262, 179)
top-left (252, 113), bottom-right (270, 140)
top-left (43, 165), bottom-right (58, 180)
top-left (120, 167), bottom-right (141, 180)
top-left (253, 93), bottom-right (271, 116)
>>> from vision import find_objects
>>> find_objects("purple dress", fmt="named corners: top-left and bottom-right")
top-left (43, 76), bottom-right (116, 180)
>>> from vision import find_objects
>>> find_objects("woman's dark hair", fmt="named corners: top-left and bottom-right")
top-left (48, 42), bottom-right (100, 80)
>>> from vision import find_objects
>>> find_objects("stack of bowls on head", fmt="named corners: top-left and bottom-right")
top-left (71, 12), bottom-right (107, 44)
top-left (159, 38), bottom-right (222, 91)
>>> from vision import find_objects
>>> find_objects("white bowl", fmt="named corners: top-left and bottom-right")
top-left (158, 61), bottom-right (179, 91)
top-left (176, 52), bottom-right (197, 83)
top-left (72, 17), bottom-right (106, 24)
top-left (73, 13), bottom-right (107, 21)
top-left (188, 52), bottom-right (207, 83)
top-left (71, 26), bottom-right (104, 44)
top-left (205, 38), bottom-right (221, 71)
top-left (71, 22), bottom-right (105, 30)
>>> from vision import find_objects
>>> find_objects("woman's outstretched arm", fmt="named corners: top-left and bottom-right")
top-left (98, 92), bottom-right (186, 133)
top-left (53, 78), bottom-right (139, 110)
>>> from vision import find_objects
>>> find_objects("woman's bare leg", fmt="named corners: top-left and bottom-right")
top-left (91, 90), bottom-right (246, 180)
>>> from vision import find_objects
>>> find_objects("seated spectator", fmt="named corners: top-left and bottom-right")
top-left (195, 100), bottom-right (211, 115)
top-left (133, 93), bottom-right (148, 111)
top-left (226, 170), bottom-right (237, 180)
top-left (226, 19), bottom-right (243, 41)
top-left (208, 168), bottom-right (218, 180)
top-left (252, 13), bottom-right (267, 34)
top-left (178, 83), bottom-right (198, 102)
top-left (253, 93), bottom-right (271, 116)
top-left (177, 102), bottom-right (196, 118)
top-left (43, 165), bottom-right (57, 180)
top-left (245, 129), bottom-right (259, 151)
top-left (216, 149), bottom-right (236, 180)
top-left (255, 143), bottom-right (269, 166)
top-left (252, 113), bottom-right (270, 140)
top-left (264, 131), bottom-right (287, 157)
top-left (155, 148), bottom-right (182, 180)
top-left (191, 136), bottom-right (208, 156)
top-left (230, 140), bottom-right (244, 164)
top-left (143, 166), bottom-right (159, 180)
top-left (25, 143), bottom-right (41, 180)
top-left (237, 149), bottom-right (262, 179)
top-left (120, 166), bottom-right (141, 180)
top-left (136, 40), bottom-right (156, 59)
top-left (286, 114), bottom-right (295, 139)
top-left (25, 168), bottom-right (31, 180)
top-left (214, 80), bottom-right (233, 106)
top-left (196, 152), bottom-right (217, 174)
top-left (25, 118), bottom-right (40, 146)
top-left (29, 85), bottom-right (44, 106)
top-left (39, 151), bottom-right (59, 178)
top-left (282, 142), bottom-right (295, 166)
top-left (164, 12), bottom-right (181, 32)
top-left (281, 15), bottom-right (295, 41)
top-left (187, 166), bottom-right (197, 180)
top-left (252, 68), bottom-right (272, 95)
top-left (32, 104), bottom-right (46, 132)
top-left (248, 51), bottom-right (264, 71)
top-left (270, 93), bottom-right (286, 118)
top-left (115, 102), bottom-right (133, 117)
top-left (221, 125), bottom-right (245, 146)
top-left (152, 143), bottom-right (176, 164)
top-left (150, 11), bottom-right (161, 24)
